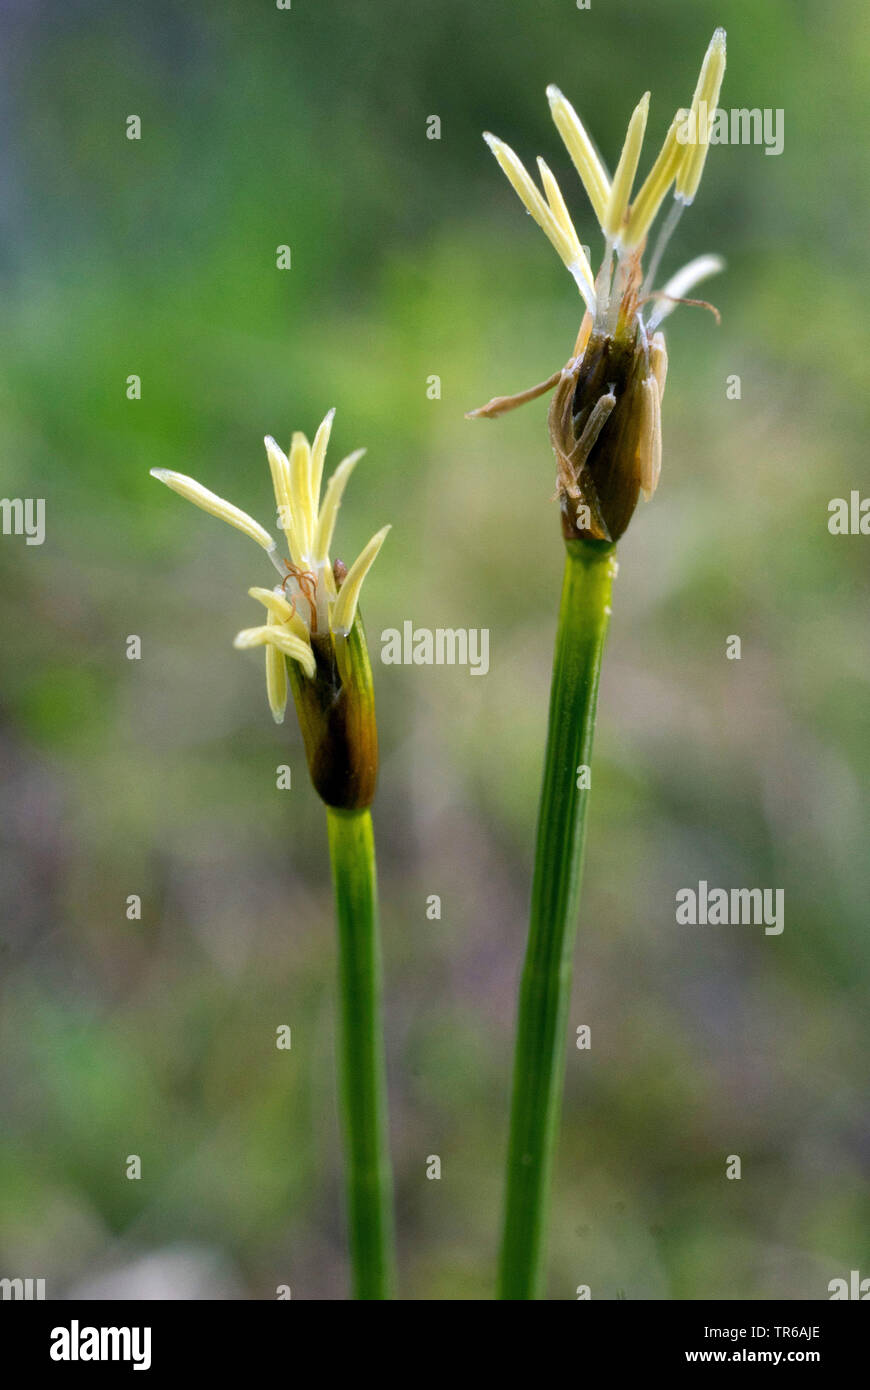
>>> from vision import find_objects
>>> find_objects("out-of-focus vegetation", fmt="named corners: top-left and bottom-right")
top-left (1, 0), bottom-right (868, 1299)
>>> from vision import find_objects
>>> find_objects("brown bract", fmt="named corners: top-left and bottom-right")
top-left (551, 320), bottom-right (647, 544)
top-left (551, 256), bottom-right (660, 543)
top-left (288, 615), bottom-right (379, 811)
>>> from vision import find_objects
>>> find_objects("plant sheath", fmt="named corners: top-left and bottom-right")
top-left (499, 536), bottom-right (616, 1299)
top-left (326, 805), bottom-right (395, 1299)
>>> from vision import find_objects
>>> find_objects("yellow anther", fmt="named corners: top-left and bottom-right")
top-left (248, 586), bottom-right (310, 641)
top-left (546, 85), bottom-right (611, 228)
top-left (288, 431), bottom-right (315, 557)
top-left (603, 92), bottom-right (650, 242)
top-left (536, 157), bottom-right (595, 296)
top-left (332, 525), bottom-right (391, 637)
top-left (623, 109), bottom-right (688, 249)
top-left (233, 623), bottom-right (316, 680)
top-left (313, 448), bottom-right (366, 566)
top-left (483, 133), bottom-right (594, 306)
top-left (676, 28), bottom-right (727, 202)
top-left (264, 610), bottom-right (288, 724)
top-left (310, 408), bottom-right (335, 512)
top-left (264, 436), bottom-right (295, 549)
top-left (150, 469), bottom-right (275, 552)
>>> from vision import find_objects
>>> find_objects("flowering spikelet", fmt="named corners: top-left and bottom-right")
top-left (151, 413), bottom-right (389, 808)
top-left (470, 28), bottom-right (727, 543)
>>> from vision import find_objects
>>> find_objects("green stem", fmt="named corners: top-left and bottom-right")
top-left (326, 805), bottom-right (395, 1299)
top-left (499, 537), bottom-right (616, 1300)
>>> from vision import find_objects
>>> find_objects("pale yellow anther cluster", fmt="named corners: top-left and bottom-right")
top-left (151, 411), bottom-right (389, 723)
top-left (484, 28), bottom-right (727, 311)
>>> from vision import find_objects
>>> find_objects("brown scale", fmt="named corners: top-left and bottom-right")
top-left (551, 320), bottom-right (648, 544)
top-left (467, 254), bottom-right (654, 545)
top-left (550, 257), bottom-right (650, 544)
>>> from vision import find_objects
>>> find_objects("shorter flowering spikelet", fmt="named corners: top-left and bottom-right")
top-left (151, 412), bottom-right (389, 809)
top-left (470, 28), bottom-right (727, 544)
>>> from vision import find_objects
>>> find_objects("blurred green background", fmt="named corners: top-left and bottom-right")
top-left (1, 0), bottom-right (868, 1300)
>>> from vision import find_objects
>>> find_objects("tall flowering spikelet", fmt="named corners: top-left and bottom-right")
top-left (151, 413), bottom-right (389, 808)
top-left (470, 28), bottom-right (727, 543)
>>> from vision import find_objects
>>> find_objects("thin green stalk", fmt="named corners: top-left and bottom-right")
top-left (326, 805), bottom-right (395, 1300)
top-left (499, 537), bottom-right (616, 1299)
